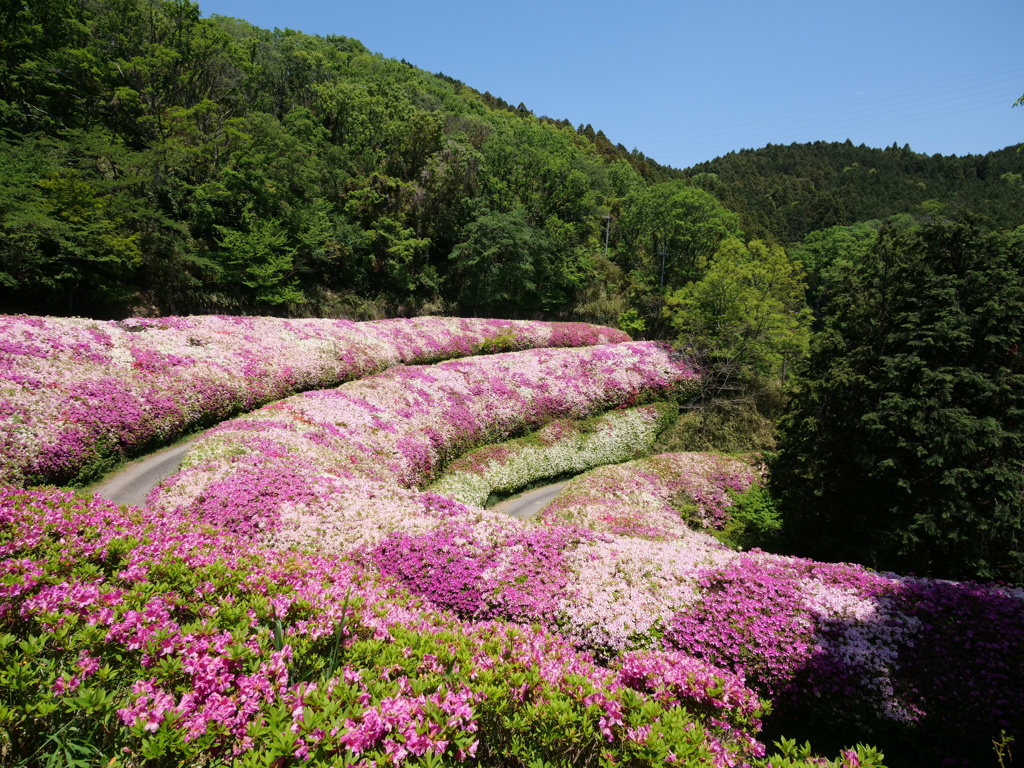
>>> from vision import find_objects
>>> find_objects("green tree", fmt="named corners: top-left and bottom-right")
top-left (617, 181), bottom-right (740, 288)
top-left (448, 207), bottom-right (546, 315)
top-left (665, 238), bottom-right (812, 391)
top-left (215, 211), bottom-right (304, 306)
top-left (0, 137), bottom-right (143, 313)
top-left (789, 216), bottom-right (917, 320)
top-left (770, 217), bottom-right (1024, 583)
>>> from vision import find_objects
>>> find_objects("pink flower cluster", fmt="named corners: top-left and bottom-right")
top-left (0, 485), bottom-right (762, 766)
top-left (367, 447), bottom-right (1023, 762)
top-left (616, 648), bottom-right (767, 759)
top-left (540, 452), bottom-right (759, 538)
top-left (364, 523), bottom-right (599, 625)
top-left (0, 314), bottom-right (625, 485)
top-left (148, 342), bottom-right (698, 554)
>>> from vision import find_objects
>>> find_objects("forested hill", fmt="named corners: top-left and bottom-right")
top-left (1, 0), bottom-right (690, 321)
top-left (681, 141), bottom-right (1024, 243)
top-left (1, 0), bottom-right (1021, 326)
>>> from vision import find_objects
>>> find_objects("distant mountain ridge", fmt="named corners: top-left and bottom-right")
top-left (678, 140), bottom-right (1024, 242)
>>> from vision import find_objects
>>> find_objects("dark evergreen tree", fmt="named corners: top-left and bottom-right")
top-left (770, 217), bottom-right (1024, 583)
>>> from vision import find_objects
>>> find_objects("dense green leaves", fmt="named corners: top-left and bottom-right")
top-left (449, 208), bottom-right (543, 315)
top-left (683, 141), bottom-right (1024, 243)
top-left (2, 0), bottom-right (1021, 325)
top-left (0, 133), bottom-right (146, 313)
top-left (666, 238), bottom-right (812, 390)
top-left (0, 0), bottom-right (638, 318)
top-left (770, 217), bottom-right (1024, 583)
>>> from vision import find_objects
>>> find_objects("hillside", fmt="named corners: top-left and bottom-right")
top-left (1, 0), bottom-right (1021, 336)
top-left (682, 140), bottom-right (1024, 242)
top-left (0, 0), bottom-right (673, 320)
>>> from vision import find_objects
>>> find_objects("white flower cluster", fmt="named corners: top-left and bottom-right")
top-left (428, 404), bottom-right (673, 506)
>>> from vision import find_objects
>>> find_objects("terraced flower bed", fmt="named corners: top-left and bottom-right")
top-left (147, 341), bottom-right (698, 554)
top-left (1, 313), bottom-right (1021, 766)
top-left (429, 403), bottom-right (678, 507)
top-left (360, 451), bottom-right (1024, 763)
top-left (0, 315), bottom-right (624, 486)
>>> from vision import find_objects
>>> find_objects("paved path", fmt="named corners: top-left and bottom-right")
top-left (491, 481), bottom-right (569, 520)
top-left (92, 439), bottom-right (570, 520)
top-left (92, 440), bottom-right (196, 508)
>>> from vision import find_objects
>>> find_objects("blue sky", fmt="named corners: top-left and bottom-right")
top-left (196, 0), bottom-right (1023, 170)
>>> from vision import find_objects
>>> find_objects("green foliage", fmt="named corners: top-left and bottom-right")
top-left (682, 141), bottom-right (1024, 243)
top-left (665, 238), bottom-right (812, 391)
top-left (449, 207), bottom-right (545, 315)
top-left (789, 215), bottom-right (919, 321)
top-left (654, 397), bottom-right (780, 455)
top-left (715, 482), bottom-right (784, 552)
top-left (755, 737), bottom-right (887, 767)
top-left (617, 181), bottom-right (741, 288)
top-left (0, 0), bottom-right (616, 318)
top-left (215, 212), bottom-right (304, 306)
top-left (616, 308), bottom-right (646, 338)
top-left (2, 0), bottom-right (1022, 321)
top-left (0, 134), bottom-right (145, 313)
top-left (994, 730), bottom-right (1014, 768)
top-left (770, 216), bottom-right (1024, 583)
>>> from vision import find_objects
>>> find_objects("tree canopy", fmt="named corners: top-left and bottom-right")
top-left (2, 0), bottom-right (1021, 324)
top-left (665, 238), bottom-right (811, 393)
top-left (770, 217), bottom-right (1024, 583)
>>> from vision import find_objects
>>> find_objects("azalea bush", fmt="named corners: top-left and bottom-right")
top-left (1, 312), bottom-right (1019, 765)
top-left (0, 485), bottom-right (785, 767)
top-left (361, 451), bottom-right (1023, 764)
top-left (148, 342), bottom-right (699, 553)
top-left (540, 451), bottom-right (760, 538)
top-left (0, 314), bottom-right (625, 486)
top-left (429, 402), bottom-right (678, 507)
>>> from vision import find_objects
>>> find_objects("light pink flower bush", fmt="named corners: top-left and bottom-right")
top-left (540, 452), bottom-right (760, 538)
top-left (149, 342), bottom-right (699, 553)
top-left (0, 314), bottom-right (625, 485)
top-left (429, 403), bottom-right (677, 507)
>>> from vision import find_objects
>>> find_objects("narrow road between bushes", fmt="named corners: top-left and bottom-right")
top-left (94, 438), bottom-right (570, 520)
top-left (491, 481), bottom-right (569, 520)
top-left (92, 440), bottom-right (196, 508)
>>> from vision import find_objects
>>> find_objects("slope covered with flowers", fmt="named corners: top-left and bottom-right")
top-left (0, 314), bottom-right (624, 486)
top-left (429, 403), bottom-right (678, 507)
top-left (2, 314), bottom-right (1021, 766)
top-left (360, 453), bottom-right (1024, 764)
top-left (147, 341), bottom-right (697, 553)
top-left (1, 485), bottom-right (783, 767)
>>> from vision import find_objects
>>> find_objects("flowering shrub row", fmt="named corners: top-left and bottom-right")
top-left (361, 452), bottom-right (1024, 763)
top-left (148, 342), bottom-right (699, 554)
top-left (429, 402), bottom-right (678, 507)
top-left (0, 314), bottom-right (625, 486)
top-left (3, 311), bottom-right (1017, 764)
top-left (539, 451), bottom-right (759, 537)
top-left (0, 485), bottom-right (795, 767)
top-left (361, 457), bottom-right (744, 652)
